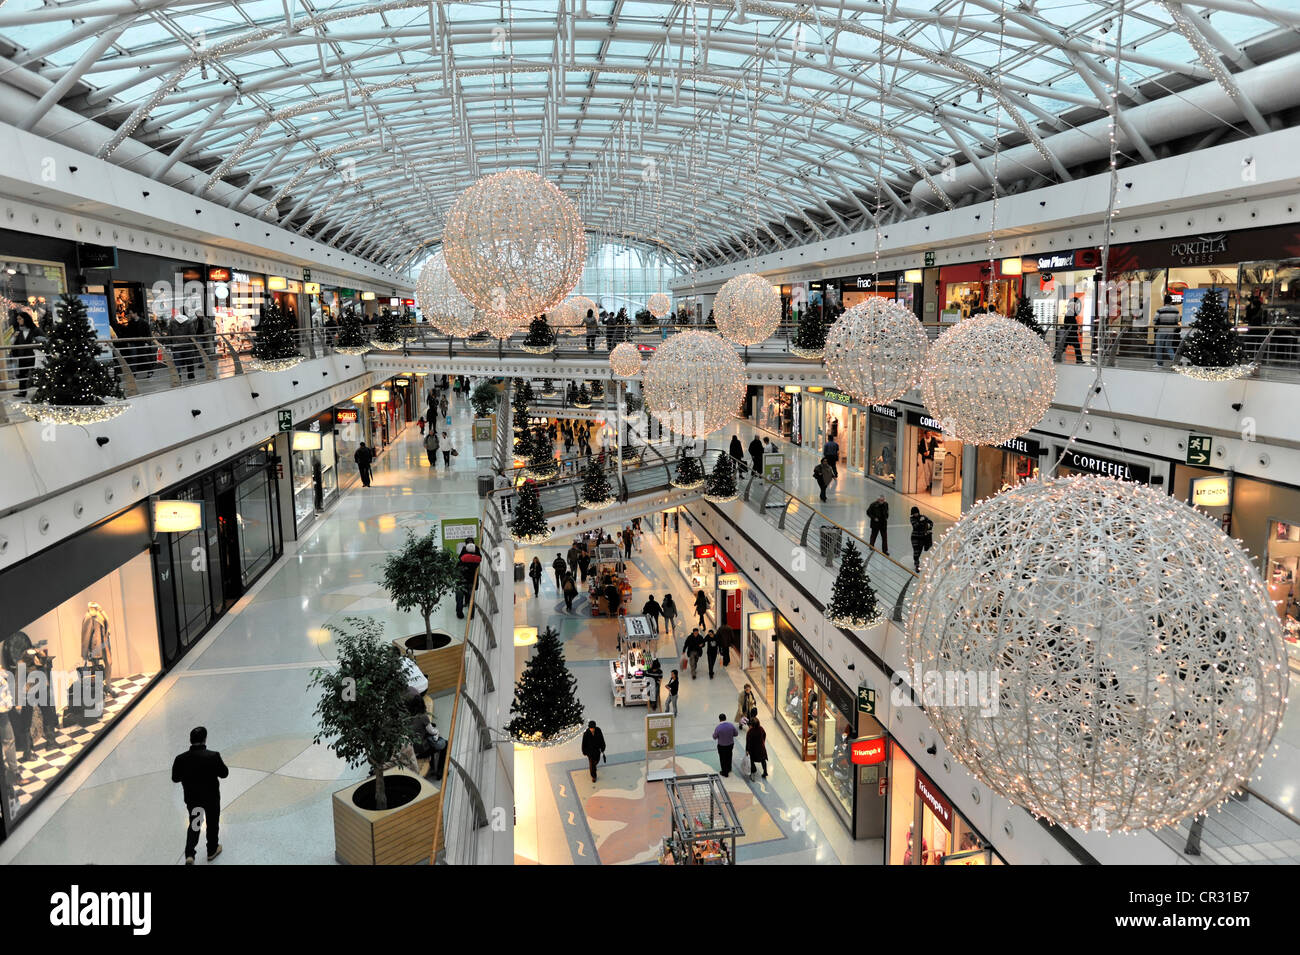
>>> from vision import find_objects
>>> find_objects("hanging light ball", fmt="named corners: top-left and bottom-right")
top-left (823, 298), bottom-right (928, 405)
top-left (609, 342), bottom-right (642, 378)
top-left (642, 330), bottom-right (745, 438)
top-left (414, 253), bottom-right (485, 337)
top-left (549, 300), bottom-right (579, 337)
top-left (647, 292), bottom-right (672, 319)
top-left (905, 475), bottom-right (1288, 833)
top-left (714, 273), bottom-right (780, 346)
top-left (483, 310), bottom-right (525, 340)
top-left (442, 169), bottom-right (586, 321)
top-left (921, 315), bottom-right (1056, 445)
top-left (563, 295), bottom-right (599, 336)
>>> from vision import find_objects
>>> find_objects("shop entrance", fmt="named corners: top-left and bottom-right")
top-left (215, 486), bottom-right (243, 607)
top-left (902, 411), bottom-right (963, 519)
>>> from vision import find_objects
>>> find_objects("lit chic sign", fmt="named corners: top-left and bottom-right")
top-left (748, 611), bottom-right (775, 631)
top-left (304, 282), bottom-right (321, 295)
top-left (718, 574), bottom-right (742, 589)
top-left (371, 389), bottom-right (390, 403)
top-left (394, 378), bottom-right (411, 387)
top-left (850, 737), bottom-right (887, 766)
top-left (903, 269), bottom-right (923, 283)
top-left (513, 626), bottom-right (539, 647)
top-left (361, 291), bottom-right (377, 301)
top-left (153, 500), bottom-right (202, 533)
top-left (291, 431), bottom-right (323, 451)
top-left (1001, 258), bottom-right (1023, 276)
top-left (1190, 476), bottom-right (1230, 508)
top-left (267, 275), bottom-right (287, 291)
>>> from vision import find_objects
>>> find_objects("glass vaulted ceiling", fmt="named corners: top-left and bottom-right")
top-left (2, 0), bottom-right (1298, 274)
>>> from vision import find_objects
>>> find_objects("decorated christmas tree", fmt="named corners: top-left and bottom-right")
top-left (671, 452), bottom-right (705, 489)
top-left (512, 378), bottom-right (534, 412)
top-left (573, 383), bottom-right (592, 408)
top-left (1179, 287), bottom-right (1249, 375)
top-left (1012, 293), bottom-right (1046, 338)
top-left (512, 404), bottom-right (530, 438)
top-left (26, 294), bottom-right (122, 413)
top-left (624, 392), bottom-right (643, 418)
top-left (824, 540), bottom-right (882, 629)
top-left (506, 626), bottom-right (584, 744)
top-left (334, 307), bottom-right (370, 354)
top-left (541, 377), bottom-right (557, 397)
top-left (520, 315), bottom-right (557, 354)
top-left (370, 308), bottom-right (401, 349)
top-left (635, 308), bottom-right (656, 329)
top-left (524, 427), bottom-right (558, 479)
top-left (589, 378), bottom-right (605, 400)
top-left (251, 299), bottom-right (304, 370)
top-left (702, 452), bottom-right (738, 503)
top-left (509, 481), bottom-right (553, 544)
top-left (579, 458), bottom-right (615, 509)
top-left (790, 307), bottom-right (827, 358)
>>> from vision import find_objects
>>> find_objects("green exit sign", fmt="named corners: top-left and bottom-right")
top-left (1186, 434), bottom-right (1212, 466)
top-left (923, 251), bottom-right (935, 267)
top-left (857, 686), bottom-right (876, 715)
top-left (277, 410), bottom-right (293, 432)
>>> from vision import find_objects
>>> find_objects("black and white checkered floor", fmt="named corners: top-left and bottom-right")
top-left (9, 673), bottom-right (155, 818)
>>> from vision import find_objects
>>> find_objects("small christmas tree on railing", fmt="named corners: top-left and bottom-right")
top-left (520, 316), bottom-right (557, 354)
top-left (370, 308), bottom-right (402, 350)
top-left (671, 452), bottom-right (705, 490)
top-left (334, 307), bottom-right (370, 354)
top-left (541, 378), bottom-right (557, 397)
top-left (524, 428), bottom-right (559, 480)
top-left (1012, 293), bottom-right (1046, 338)
top-left (1176, 287), bottom-right (1255, 381)
top-left (506, 626), bottom-right (584, 746)
top-left (790, 308), bottom-right (827, 358)
top-left (573, 383), bottom-right (592, 408)
top-left (824, 540), bottom-right (883, 629)
top-left (509, 482), bottom-right (553, 544)
top-left (251, 300), bottom-right (304, 371)
top-left (579, 458), bottom-right (615, 509)
top-left (702, 452), bottom-right (738, 503)
top-left (24, 293), bottom-right (129, 424)
top-left (624, 392), bottom-right (643, 419)
top-left (589, 378), bottom-right (605, 400)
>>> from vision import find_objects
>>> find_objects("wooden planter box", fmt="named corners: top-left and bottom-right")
top-left (332, 769), bottom-right (442, 866)
top-left (394, 633), bottom-right (464, 693)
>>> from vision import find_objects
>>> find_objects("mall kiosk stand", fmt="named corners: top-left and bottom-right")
top-left (660, 774), bottom-right (745, 866)
top-left (611, 614), bottom-right (658, 707)
top-left (588, 542), bottom-right (631, 616)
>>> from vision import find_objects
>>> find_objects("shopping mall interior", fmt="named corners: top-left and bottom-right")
top-left (1, 0), bottom-right (1300, 889)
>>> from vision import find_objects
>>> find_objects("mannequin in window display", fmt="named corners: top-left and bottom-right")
top-left (902, 823), bottom-right (927, 866)
top-left (81, 602), bottom-right (114, 699)
top-left (3, 632), bottom-right (56, 756)
top-left (917, 432), bottom-right (938, 489)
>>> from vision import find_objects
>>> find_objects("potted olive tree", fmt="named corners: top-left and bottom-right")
top-left (310, 617), bottom-right (440, 865)
top-left (381, 528), bottom-right (464, 685)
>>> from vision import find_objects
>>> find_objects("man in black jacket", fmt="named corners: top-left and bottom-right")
top-left (748, 435), bottom-right (765, 476)
top-left (172, 726), bottom-right (230, 864)
top-left (353, 442), bottom-right (374, 487)
top-left (580, 720), bottom-right (606, 782)
top-left (867, 495), bottom-right (890, 555)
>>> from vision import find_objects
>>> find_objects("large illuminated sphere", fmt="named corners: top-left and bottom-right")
top-left (647, 292), bottom-right (672, 319)
top-left (563, 295), bottom-right (598, 336)
top-left (905, 475), bottom-right (1288, 833)
top-left (483, 310), bottom-right (525, 340)
top-left (442, 169), bottom-right (586, 321)
top-left (823, 299), bottom-right (928, 405)
top-left (549, 300), bottom-right (580, 337)
top-left (414, 254), bottom-right (484, 337)
top-left (642, 331), bottom-right (744, 438)
top-left (921, 315), bottom-right (1056, 445)
top-left (609, 342), bottom-right (642, 378)
top-left (714, 273), bottom-right (780, 346)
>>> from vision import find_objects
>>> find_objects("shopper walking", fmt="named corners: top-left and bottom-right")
top-left (580, 720), bottom-right (606, 783)
top-left (646, 658), bottom-right (664, 711)
top-left (729, 434), bottom-right (746, 475)
top-left (172, 726), bottom-right (229, 864)
top-left (704, 629), bottom-right (719, 679)
top-left (562, 574), bottom-right (578, 612)
top-left (642, 594), bottom-right (662, 633)
top-left (716, 623), bottom-right (732, 668)
top-left (567, 543), bottom-right (580, 580)
top-left (440, 430), bottom-right (456, 468)
top-left (423, 429), bottom-right (440, 470)
top-left (621, 525), bottom-right (634, 560)
top-left (11, 311), bottom-right (39, 397)
top-left (1154, 294), bottom-right (1181, 368)
top-left (353, 442), bottom-right (374, 487)
top-left (604, 579), bottom-right (621, 617)
top-left (455, 540), bottom-right (481, 618)
top-left (909, 507), bottom-right (934, 573)
top-left (867, 494), bottom-right (890, 555)
top-left (577, 546), bottom-right (591, 583)
top-left (713, 714), bottom-right (739, 777)
top-left (823, 436), bottom-right (840, 480)
top-left (665, 669), bottom-right (680, 716)
top-left (1059, 295), bottom-right (1084, 363)
top-left (661, 594), bottom-right (679, 638)
top-left (528, 556), bottom-right (543, 597)
top-left (551, 553), bottom-right (567, 590)
top-left (748, 435), bottom-right (765, 475)
top-left (813, 459), bottom-right (831, 502)
top-left (745, 715), bottom-right (769, 780)
top-left (735, 684), bottom-right (757, 725)
top-left (694, 588), bottom-right (710, 628)
top-left (683, 629), bottom-right (704, 679)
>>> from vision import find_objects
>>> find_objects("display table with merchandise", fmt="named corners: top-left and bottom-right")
top-left (660, 773), bottom-right (744, 866)
top-left (588, 542), bottom-right (632, 616)
top-left (611, 645), bottom-right (652, 707)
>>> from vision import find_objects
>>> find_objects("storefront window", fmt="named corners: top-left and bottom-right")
top-left (867, 407), bottom-right (898, 486)
top-left (817, 698), bottom-right (854, 818)
top-left (1267, 521), bottom-right (1300, 671)
top-left (3, 551), bottom-right (161, 827)
top-left (775, 646), bottom-right (818, 761)
top-left (888, 745), bottom-right (994, 864)
top-left (973, 438), bottom-right (1041, 504)
top-left (677, 514), bottom-right (715, 597)
top-left (236, 466), bottom-right (278, 584)
top-left (217, 272), bottom-right (264, 353)
top-left (0, 256), bottom-right (66, 315)
top-left (904, 411), bottom-right (963, 520)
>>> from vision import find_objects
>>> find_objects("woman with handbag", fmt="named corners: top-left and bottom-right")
top-left (441, 430), bottom-right (457, 467)
top-left (745, 715), bottom-right (769, 780)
